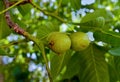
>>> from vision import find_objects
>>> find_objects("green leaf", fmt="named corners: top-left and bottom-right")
top-left (108, 64), bottom-right (119, 82)
top-left (17, 4), bottom-right (32, 16)
top-left (10, 14), bottom-right (26, 29)
top-left (78, 44), bottom-right (109, 82)
top-left (80, 16), bottom-right (105, 28)
top-left (50, 50), bottom-right (72, 80)
top-left (106, 51), bottom-right (120, 82)
top-left (0, 1), bottom-right (11, 39)
top-left (108, 57), bottom-right (120, 81)
top-left (114, 57), bottom-right (120, 80)
top-left (70, 0), bottom-right (81, 10)
top-left (62, 52), bottom-right (81, 79)
top-left (81, 9), bottom-right (113, 23)
top-left (61, 0), bottom-right (69, 6)
top-left (108, 47), bottom-right (120, 56)
top-left (94, 30), bottom-right (120, 47)
top-left (0, 48), bottom-right (7, 55)
top-left (37, 22), bottom-right (59, 39)
top-left (114, 22), bottom-right (120, 31)
top-left (112, 9), bottom-right (120, 16)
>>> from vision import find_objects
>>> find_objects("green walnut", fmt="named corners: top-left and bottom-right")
top-left (47, 32), bottom-right (71, 54)
top-left (70, 32), bottom-right (90, 51)
top-left (96, 16), bottom-right (105, 27)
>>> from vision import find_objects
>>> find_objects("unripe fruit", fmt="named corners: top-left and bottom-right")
top-left (70, 32), bottom-right (90, 51)
top-left (47, 32), bottom-right (71, 54)
top-left (96, 17), bottom-right (105, 27)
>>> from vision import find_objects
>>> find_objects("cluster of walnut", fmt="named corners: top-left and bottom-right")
top-left (47, 32), bottom-right (90, 54)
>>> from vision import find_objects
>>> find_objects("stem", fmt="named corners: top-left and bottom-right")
top-left (30, 1), bottom-right (84, 26)
top-left (0, 0), bottom-right (24, 15)
top-left (30, 2), bottom-right (81, 25)
top-left (55, 0), bottom-right (62, 14)
top-left (23, 32), bottom-right (53, 82)
top-left (30, 2), bottom-right (67, 23)
top-left (0, 39), bottom-right (27, 49)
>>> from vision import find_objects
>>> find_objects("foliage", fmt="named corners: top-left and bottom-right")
top-left (0, 0), bottom-right (120, 82)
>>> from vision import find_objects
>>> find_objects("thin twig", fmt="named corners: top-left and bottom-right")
top-left (30, 2), bottom-right (67, 23)
top-left (0, 0), bottom-right (24, 15)
top-left (23, 32), bottom-right (53, 82)
top-left (0, 39), bottom-right (27, 49)
top-left (55, 0), bottom-right (62, 14)
top-left (30, 2), bottom-right (81, 25)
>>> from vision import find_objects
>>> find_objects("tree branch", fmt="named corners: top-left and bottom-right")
top-left (30, 2), bottom-right (81, 25)
top-left (9, 0), bottom-right (32, 6)
top-left (3, 0), bottom-right (52, 81)
top-left (30, 2), bottom-right (67, 23)
top-left (0, 39), bottom-right (27, 49)
top-left (0, 0), bottom-right (24, 15)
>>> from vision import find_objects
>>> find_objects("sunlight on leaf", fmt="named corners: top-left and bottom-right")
top-left (109, 47), bottom-right (120, 56)
top-left (94, 30), bottom-right (120, 47)
top-left (78, 44), bottom-right (109, 82)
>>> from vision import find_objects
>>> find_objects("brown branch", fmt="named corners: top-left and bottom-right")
top-left (4, 0), bottom-right (32, 34)
top-left (4, 0), bottom-right (25, 35)
top-left (9, 0), bottom-right (32, 6)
